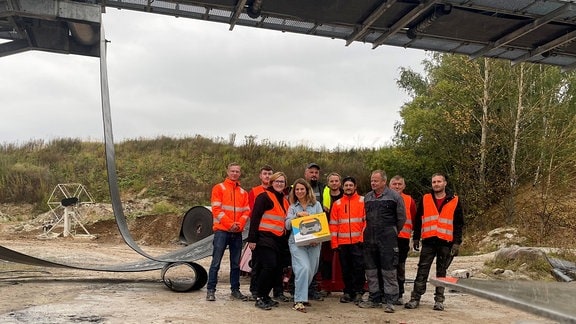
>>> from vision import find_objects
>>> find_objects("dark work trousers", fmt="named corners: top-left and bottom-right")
top-left (251, 248), bottom-right (289, 297)
top-left (363, 243), bottom-right (399, 304)
top-left (249, 252), bottom-right (260, 296)
top-left (253, 245), bottom-right (282, 299)
top-left (338, 243), bottom-right (365, 296)
top-left (396, 237), bottom-right (410, 298)
top-left (410, 240), bottom-right (453, 303)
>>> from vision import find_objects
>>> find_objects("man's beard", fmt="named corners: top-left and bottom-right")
top-left (310, 179), bottom-right (318, 186)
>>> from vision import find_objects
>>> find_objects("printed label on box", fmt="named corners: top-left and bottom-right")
top-left (291, 212), bottom-right (331, 246)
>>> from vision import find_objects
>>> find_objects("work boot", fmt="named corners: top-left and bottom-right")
top-left (206, 290), bottom-right (216, 301)
top-left (255, 298), bottom-right (272, 310)
top-left (358, 300), bottom-right (382, 308)
top-left (433, 301), bottom-right (445, 311)
top-left (393, 297), bottom-right (404, 305)
top-left (310, 291), bottom-right (324, 301)
top-left (404, 299), bottom-right (419, 309)
top-left (339, 293), bottom-right (353, 303)
top-left (231, 290), bottom-right (248, 301)
top-left (384, 304), bottom-right (395, 313)
top-left (353, 293), bottom-right (364, 305)
top-left (264, 297), bottom-right (279, 307)
top-left (273, 293), bottom-right (292, 302)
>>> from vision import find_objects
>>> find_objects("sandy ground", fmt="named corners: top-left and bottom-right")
top-left (0, 238), bottom-right (556, 324)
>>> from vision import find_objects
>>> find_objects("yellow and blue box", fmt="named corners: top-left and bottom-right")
top-left (291, 212), bottom-right (331, 246)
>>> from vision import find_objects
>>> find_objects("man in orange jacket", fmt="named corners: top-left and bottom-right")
top-left (405, 173), bottom-right (464, 311)
top-left (206, 162), bottom-right (251, 302)
top-left (329, 176), bottom-right (366, 305)
top-left (389, 175), bottom-right (417, 305)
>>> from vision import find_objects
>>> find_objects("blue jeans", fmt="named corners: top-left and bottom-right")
top-left (207, 230), bottom-right (243, 291)
top-left (289, 242), bottom-right (321, 303)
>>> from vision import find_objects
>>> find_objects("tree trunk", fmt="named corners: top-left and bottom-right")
top-left (479, 58), bottom-right (489, 188)
top-left (508, 63), bottom-right (524, 224)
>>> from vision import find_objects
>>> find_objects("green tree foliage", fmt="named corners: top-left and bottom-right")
top-left (396, 53), bottom-right (576, 241)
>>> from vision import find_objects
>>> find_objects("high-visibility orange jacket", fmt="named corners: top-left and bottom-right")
top-left (248, 185), bottom-right (267, 211)
top-left (329, 192), bottom-right (365, 249)
top-left (211, 178), bottom-right (250, 232)
top-left (258, 191), bottom-right (289, 236)
top-left (398, 193), bottom-right (415, 239)
top-left (420, 193), bottom-right (458, 242)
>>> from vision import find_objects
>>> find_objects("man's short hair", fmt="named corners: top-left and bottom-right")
top-left (228, 162), bottom-right (240, 169)
top-left (260, 165), bottom-right (273, 172)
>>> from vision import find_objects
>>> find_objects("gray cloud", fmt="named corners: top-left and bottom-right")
top-left (0, 9), bottom-right (426, 149)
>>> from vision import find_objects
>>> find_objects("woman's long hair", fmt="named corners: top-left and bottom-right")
top-left (289, 178), bottom-right (316, 205)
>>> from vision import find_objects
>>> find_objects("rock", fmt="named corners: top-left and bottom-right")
top-left (451, 269), bottom-right (474, 278)
top-left (494, 246), bottom-right (546, 262)
top-left (502, 269), bottom-right (515, 278)
top-left (492, 246), bottom-right (553, 280)
top-left (477, 227), bottom-right (527, 253)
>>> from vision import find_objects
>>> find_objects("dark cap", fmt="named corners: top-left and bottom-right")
top-left (306, 162), bottom-right (320, 170)
top-left (342, 176), bottom-right (357, 185)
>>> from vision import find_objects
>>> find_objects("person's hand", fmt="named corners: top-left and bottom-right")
top-left (230, 223), bottom-right (240, 232)
top-left (413, 240), bottom-right (420, 251)
top-left (248, 242), bottom-right (256, 250)
top-left (450, 243), bottom-right (460, 256)
top-left (297, 211), bottom-right (309, 218)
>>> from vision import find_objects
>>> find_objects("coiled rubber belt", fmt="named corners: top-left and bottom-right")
top-left (0, 22), bottom-right (216, 292)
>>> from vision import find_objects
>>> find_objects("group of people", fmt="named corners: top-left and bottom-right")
top-left (204, 162), bottom-right (464, 314)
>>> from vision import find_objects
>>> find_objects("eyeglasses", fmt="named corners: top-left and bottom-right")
top-left (273, 180), bottom-right (286, 184)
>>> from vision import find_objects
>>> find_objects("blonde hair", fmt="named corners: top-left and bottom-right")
top-left (270, 172), bottom-right (287, 184)
top-left (289, 178), bottom-right (317, 205)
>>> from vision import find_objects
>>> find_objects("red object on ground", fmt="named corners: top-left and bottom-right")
top-left (320, 250), bottom-right (345, 292)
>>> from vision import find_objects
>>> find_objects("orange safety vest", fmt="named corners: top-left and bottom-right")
top-left (420, 193), bottom-right (458, 242)
top-left (258, 191), bottom-right (289, 236)
top-left (398, 193), bottom-right (414, 239)
top-left (329, 193), bottom-right (365, 249)
top-left (211, 178), bottom-right (250, 232)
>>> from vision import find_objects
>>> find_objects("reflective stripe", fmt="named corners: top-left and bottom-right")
top-left (439, 218), bottom-right (453, 225)
top-left (221, 205), bottom-right (250, 212)
top-left (422, 215), bottom-right (438, 223)
top-left (262, 213), bottom-right (284, 222)
top-left (259, 222), bottom-right (284, 232)
top-left (422, 224), bottom-right (437, 232)
top-left (332, 217), bottom-right (364, 225)
top-left (400, 227), bottom-right (412, 235)
top-left (211, 201), bottom-right (222, 207)
top-left (437, 228), bottom-right (453, 235)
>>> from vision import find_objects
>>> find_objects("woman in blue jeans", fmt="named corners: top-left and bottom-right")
top-left (285, 178), bottom-right (323, 313)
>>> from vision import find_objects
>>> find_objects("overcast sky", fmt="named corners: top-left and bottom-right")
top-left (1, 9), bottom-right (427, 150)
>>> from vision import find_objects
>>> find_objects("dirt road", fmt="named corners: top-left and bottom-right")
top-left (0, 238), bottom-right (554, 324)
